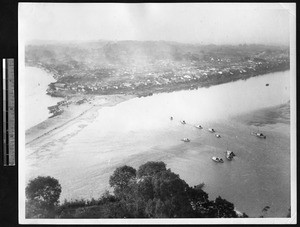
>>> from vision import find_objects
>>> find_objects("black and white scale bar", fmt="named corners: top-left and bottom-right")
top-left (2, 58), bottom-right (15, 166)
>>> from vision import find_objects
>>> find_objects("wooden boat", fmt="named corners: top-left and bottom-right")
top-left (208, 128), bottom-right (215, 133)
top-left (181, 138), bottom-right (190, 142)
top-left (215, 134), bottom-right (221, 138)
top-left (212, 157), bottom-right (224, 163)
top-left (195, 125), bottom-right (203, 129)
top-left (180, 120), bottom-right (186, 124)
top-left (251, 132), bottom-right (266, 139)
top-left (226, 150), bottom-right (235, 161)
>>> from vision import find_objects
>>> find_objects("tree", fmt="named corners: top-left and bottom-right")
top-left (109, 165), bottom-right (136, 199)
top-left (54, 161), bottom-right (247, 218)
top-left (135, 176), bottom-right (154, 201)
top-left (187, 184), bottom-right (209, 216)
top-left (213, 196), bottom-right (238, 218)
top-left (137, 161), bottom-right (166, 178)
top-left (25, 176), bottom-right (61, 218)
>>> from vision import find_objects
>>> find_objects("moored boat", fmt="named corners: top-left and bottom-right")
top-left (208, 128), bottom-right (215, 133)
top-left (181, 138), bottom-right (190, 142)
top-left (212, 156), bottom-right (224, 163)
top-left (195, 125), bottom-right (203, 129)
top-left (180, 120), bottom-right (186, 124)
top-left (226, 150), bottom-right (235, 160)
top-left (215, 134), bottom-right (221, 138)
top-left (251, 132), bottom-right (266, 139)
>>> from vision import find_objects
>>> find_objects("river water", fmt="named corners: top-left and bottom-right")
top-left (25, 70), bottom-right (291, 217)
top-left (25, 67), bottom-right (63, 130)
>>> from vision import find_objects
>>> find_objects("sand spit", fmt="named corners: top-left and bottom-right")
top-left (25, 94), bottom-right (135, 145)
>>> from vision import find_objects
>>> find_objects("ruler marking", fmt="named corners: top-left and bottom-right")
top-left (8, 58), bottom-right (15, 166)
top-left (3, 58), bottom-right (15, 166)
top-left (3, 59), bottom-right (7, 165)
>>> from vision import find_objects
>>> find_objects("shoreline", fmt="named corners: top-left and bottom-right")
top-left (25, 94), bottom-right (135, 145)
top-left (25, 68), bottom-right (290, 146)
top-left (26, 61), bottom-right (289, 99)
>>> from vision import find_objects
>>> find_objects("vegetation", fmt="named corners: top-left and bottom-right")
top-left (26, 161), bottom-right (247, 218)
top-left (25, 176), bottom-right (61, 218)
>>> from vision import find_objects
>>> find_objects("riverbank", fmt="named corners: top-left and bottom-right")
top-left (40, 65), bottom-right (289, 99)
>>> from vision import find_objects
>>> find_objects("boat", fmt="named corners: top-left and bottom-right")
top-left (180, 120), bottom-right (186, 124)
top-left (251, 131), bottom-right (266, 139)
top-left (170, 116), bottom-right (173, 120)
top-left (225, 150), bottom-right (235, 160)
top-left (266, 83), bottom-right (269, 86)
top-left (208, 128), bottom-right (216, 133)
top-left (215, 134), bottom-right (221, 138)
top-left (181, 138), bottom-right (190, 142)
top-left (195, 125), bottom-right (203, 129)
top-left (212, 157), bottom-right (224, 163)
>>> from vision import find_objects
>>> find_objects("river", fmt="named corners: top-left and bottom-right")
top-left (24, 67), bottom-right (63, 130)
top-left (25, 70), bottom-right (291, 217)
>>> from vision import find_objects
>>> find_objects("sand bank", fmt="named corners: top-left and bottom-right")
top-left (25, 94), bottom-right (136, 145)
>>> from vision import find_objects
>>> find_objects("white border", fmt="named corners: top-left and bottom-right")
top-left (18, 3), bottom-right (297, 224)
top-left (18, 2), bottom-right (26, 222)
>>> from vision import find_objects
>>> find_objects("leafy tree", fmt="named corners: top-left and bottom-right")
top-left (25, 176), bottom-right (61, 218)
top-left (109, 165), bottom-right (136, 199)
top-left (106, 162), bottom-right (243, 218)
top-left (135, 176), bottom-right (154, 201)
top-left (213, 196), bottom-right (238, 218)
top-left (53, 161), bottom-right (247, 218)
top-left (187, 184), bottom-right (209, 216)
top-left (141, 166), bottom-right (194, 217)
top-left (137, 161), bottom-right (167, 178)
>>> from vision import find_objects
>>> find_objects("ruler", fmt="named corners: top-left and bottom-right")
top-left (2, 58), bottom-right (15, 166)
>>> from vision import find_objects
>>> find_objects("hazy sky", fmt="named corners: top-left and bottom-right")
top-left (19, 3), bottom-right (294, 45)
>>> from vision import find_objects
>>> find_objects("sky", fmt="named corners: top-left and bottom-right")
top-left (19, 3), bottom-right (294, 45)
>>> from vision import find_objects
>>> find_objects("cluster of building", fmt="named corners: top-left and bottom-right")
top-left (32, 52), bottom-right (289, 97)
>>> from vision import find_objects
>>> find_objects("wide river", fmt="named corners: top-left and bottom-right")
top-left (25, 69), bottom-right (291, 217)
top-left (24, 67), bottom-right (63, 130)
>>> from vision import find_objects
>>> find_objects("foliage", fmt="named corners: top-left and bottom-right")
top-left (109, 165), bottom-right (136, 199)
top-left (27, 162), bottom-right (247, 218)
top-left (25, 176), bottom-right (62, 218)
top-left (104, 161), bottom-right (243, 218)
top-left (137, 161), bottom-right (167, 178)
top-left (109, 165), bottom-right (136, 190)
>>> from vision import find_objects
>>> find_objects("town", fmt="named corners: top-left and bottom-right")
top-left (26, 41), bottom-right (289, 99)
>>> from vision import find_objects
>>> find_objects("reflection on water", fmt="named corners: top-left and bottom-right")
top-left (26, 70), bottom-right (290, 217)
top-left (25, 67), bottom-right (63, 130)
